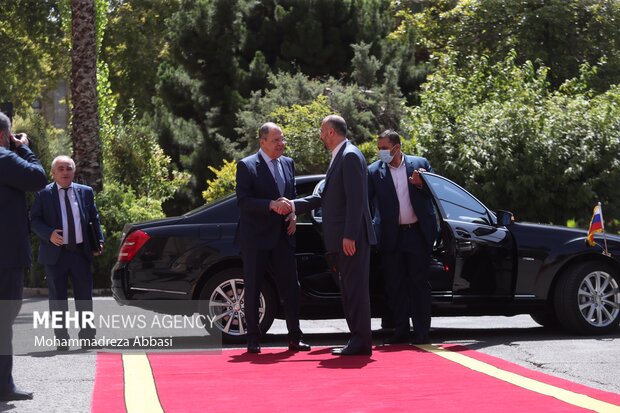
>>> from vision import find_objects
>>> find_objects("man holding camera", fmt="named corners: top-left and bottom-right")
top-left (0, 111), bottom-right (47, 401)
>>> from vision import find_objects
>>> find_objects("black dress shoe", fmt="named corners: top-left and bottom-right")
top-left (410, 335), bottom-right (430, 345)
top-left (247, 341), bottom-right (261, 354)
top-left (331, 346), bottom-right (372, 356)
top-left (56, 345), bottom-right (69, 351)
top-left (288, 340), bottom-right (311, 351)
top-left (382, 334), bottom-right (410, 345)
top-left (0, 388), bottom-right (34, 401)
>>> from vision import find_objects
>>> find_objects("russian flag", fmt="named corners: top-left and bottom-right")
top-left (586, 204), bottom-right (604, 247)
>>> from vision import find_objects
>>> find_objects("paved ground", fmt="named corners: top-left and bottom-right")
top-left (2, 297), bottom-right (618, 412)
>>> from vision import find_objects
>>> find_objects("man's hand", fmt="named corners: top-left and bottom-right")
top-left (93, 243), bottom-right (104, 256)
top-left (343, 238), bottom-right (356, 256)
top-left (50, 229), bottom-right (63, 246)
top-left (285, 213), bottom-right (296, 235)
top-left (10, 133), bottom-right (29, 149)
top-left (408, 168), bottom-right (426, 188)
top-left (270, 197), bottom-right (292, 215)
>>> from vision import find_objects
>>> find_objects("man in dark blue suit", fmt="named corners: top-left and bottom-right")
top-left (294, 115), bottom-right (377, 356)
top-left (368, 130), bottom-right (438, 345)
top-left (235, 122), bottom-right (310, 354)
top-left (30, 155), bottom-right (104, 350)
top-left (0, 111), bottom-right (47, 401)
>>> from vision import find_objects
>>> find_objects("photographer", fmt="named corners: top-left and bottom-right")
top-left (0, 111), bottom-right (47, 401)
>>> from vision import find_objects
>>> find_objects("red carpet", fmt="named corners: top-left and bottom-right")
top-left (92, 345), bottom-right (620, 412)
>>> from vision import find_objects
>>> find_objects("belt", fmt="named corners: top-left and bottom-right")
top-left (399, 223), bottom-right (418, 230)
top-left (61, 243), bottom-right (83, 250)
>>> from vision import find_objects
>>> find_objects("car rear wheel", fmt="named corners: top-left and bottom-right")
top-left (554, 262), bottom-right (620, 334)
top-left (199, 268), bottom-right (277, 343)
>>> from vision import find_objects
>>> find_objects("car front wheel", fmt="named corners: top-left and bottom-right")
top-left (554, 262), bottom-right (620, 334)
top-left (199, 268), bottom-right (276, 343)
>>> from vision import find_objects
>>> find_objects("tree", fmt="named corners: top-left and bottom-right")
top-left (402, 0), bottom-right (620, 91)
top-left (407, 52), bottom-right (620, 225)
top-left (0, 0), bottom-right (68, 110)
top-left (102, 0), bottom-right (181, 115)
top-left (71, 0), bottom-right (102, 190)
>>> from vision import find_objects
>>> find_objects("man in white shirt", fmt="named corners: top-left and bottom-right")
top-left (368, 130), bottom-right (438, 345)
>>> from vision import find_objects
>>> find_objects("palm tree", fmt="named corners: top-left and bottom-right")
top-left (71, 0), bottom-right (102, 191)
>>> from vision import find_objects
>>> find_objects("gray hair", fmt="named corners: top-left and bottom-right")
top-left (51, 155), bottom-right (76, 170)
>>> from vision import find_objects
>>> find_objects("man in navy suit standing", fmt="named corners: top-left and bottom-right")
top-left (368, 130), bottom-right (438, 345)
top-left (235, 122), bottom-right (310, 354)
top-left (31, 155), bottom-right (104, 350)
top-left (0, 111), bottom-right (47, 401)
top-left (294, 115), bottom-right (377, 356)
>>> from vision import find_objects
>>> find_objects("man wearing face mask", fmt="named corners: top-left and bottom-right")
top-left (368, 129), bottom-right (438, 345)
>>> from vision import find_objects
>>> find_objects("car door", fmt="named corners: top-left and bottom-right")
top-left (421, 173), bottom-right (515, 301)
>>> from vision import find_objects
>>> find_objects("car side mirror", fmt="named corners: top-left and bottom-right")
top-left (496, 210), bottom-right (514, 226)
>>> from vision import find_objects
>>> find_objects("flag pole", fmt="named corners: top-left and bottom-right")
top-left (599, 202), bottom-right (610, 256)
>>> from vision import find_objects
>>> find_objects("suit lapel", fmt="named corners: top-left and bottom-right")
top-left (380, 161), bottom-right (398, 200)
top-left (73, 185), bottom-right (87, 225)
top-left (280, 157), bottom-right (292, 197)
top-left (51, 184), bottom-right (62, 226)
top-left (324, 141), bottom-right (347, 192)
top-left (255, 152), bottom-right (280, 198)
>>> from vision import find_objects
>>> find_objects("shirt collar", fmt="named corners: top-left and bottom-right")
top-left (259, 148), bottom-right (279, 163)
top-left (331, 139), bottom-right (347, 163)
top-left (55, 182), bottom-right (73, 191)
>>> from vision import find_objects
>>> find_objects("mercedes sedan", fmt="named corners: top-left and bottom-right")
top-left (111, 173), bottom-right (620, 341)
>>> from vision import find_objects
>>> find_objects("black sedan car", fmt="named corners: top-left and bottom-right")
top-left (111, 173), bottom-right (620, 340)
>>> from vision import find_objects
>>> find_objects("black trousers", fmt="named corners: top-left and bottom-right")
top-left (0, 267), bottom-right (24, 394)
top-left (381, 225), bottom-right (432, 338)
top-left (336, 239), bottom-right (372, 351)
top-left (241, 234), bottom-right (302, 342)
top-left (45, 248), bottom-right (96, 340)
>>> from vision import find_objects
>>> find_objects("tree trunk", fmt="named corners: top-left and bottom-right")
top-left (71, 0), bottom-right (102, 191)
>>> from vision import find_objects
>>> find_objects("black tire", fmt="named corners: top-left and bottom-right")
top-left (198, 268), bottom-right (277, 343)
top-left (529, 309), bottom-right (560, 329)
top-left (554, 262), bottom-right (620, 334)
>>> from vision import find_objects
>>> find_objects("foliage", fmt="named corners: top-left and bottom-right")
top-left (407, 51), bottom-right (620, 226)
top-left (270, 96), bottom-right (332, 174)
top-left (399, 0), bottom-right (620, 91)
top-left (102, 0), bottom-right (180, 114)
top-left (236, 70), bottom-right (407, 158)
top-left (202, 159), bottom-right (237, 203)
top-left (0, 1), bottom-right (68, 110)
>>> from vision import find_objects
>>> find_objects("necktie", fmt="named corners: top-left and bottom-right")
top-left (61, 187), bottom-right (77, 251)
top-left (271, 159), bottom-right (285, 196)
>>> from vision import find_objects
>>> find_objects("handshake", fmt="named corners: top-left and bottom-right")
top-left (270, 197), bottom-right (293, 215)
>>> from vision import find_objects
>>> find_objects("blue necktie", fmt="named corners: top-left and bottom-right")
top-left (271, 159), bottom-right (285, 196)
top-left (61, 187), bottom-right (77, 251)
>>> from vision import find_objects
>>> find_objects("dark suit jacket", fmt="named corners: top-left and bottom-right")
top-left (30, 182), bottom-right (104, 265)
top-left (235, 152), bottom-right (297, 250)
top-left (295, 141), bottom-right (376, 252)
top-left (368, 155), bottom-right (438, 250)
top-left (0, 146), bottom-right (47, 268)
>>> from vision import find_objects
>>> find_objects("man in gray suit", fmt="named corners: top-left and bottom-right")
top-left (294, 115), bottom-right (377, 356)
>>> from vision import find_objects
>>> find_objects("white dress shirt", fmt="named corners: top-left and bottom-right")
top-left (56, 183), bottom-right (84, 244)
top-left (388, 155), bottom-right (418, 225)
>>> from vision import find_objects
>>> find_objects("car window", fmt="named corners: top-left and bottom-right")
top-left (423, 174), bottom-right (491, 224)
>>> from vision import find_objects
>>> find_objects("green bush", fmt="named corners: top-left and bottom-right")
top-left (408, 51), bottom-right (620, 227)
top-left (202, 159), bottom-right (237, 203)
